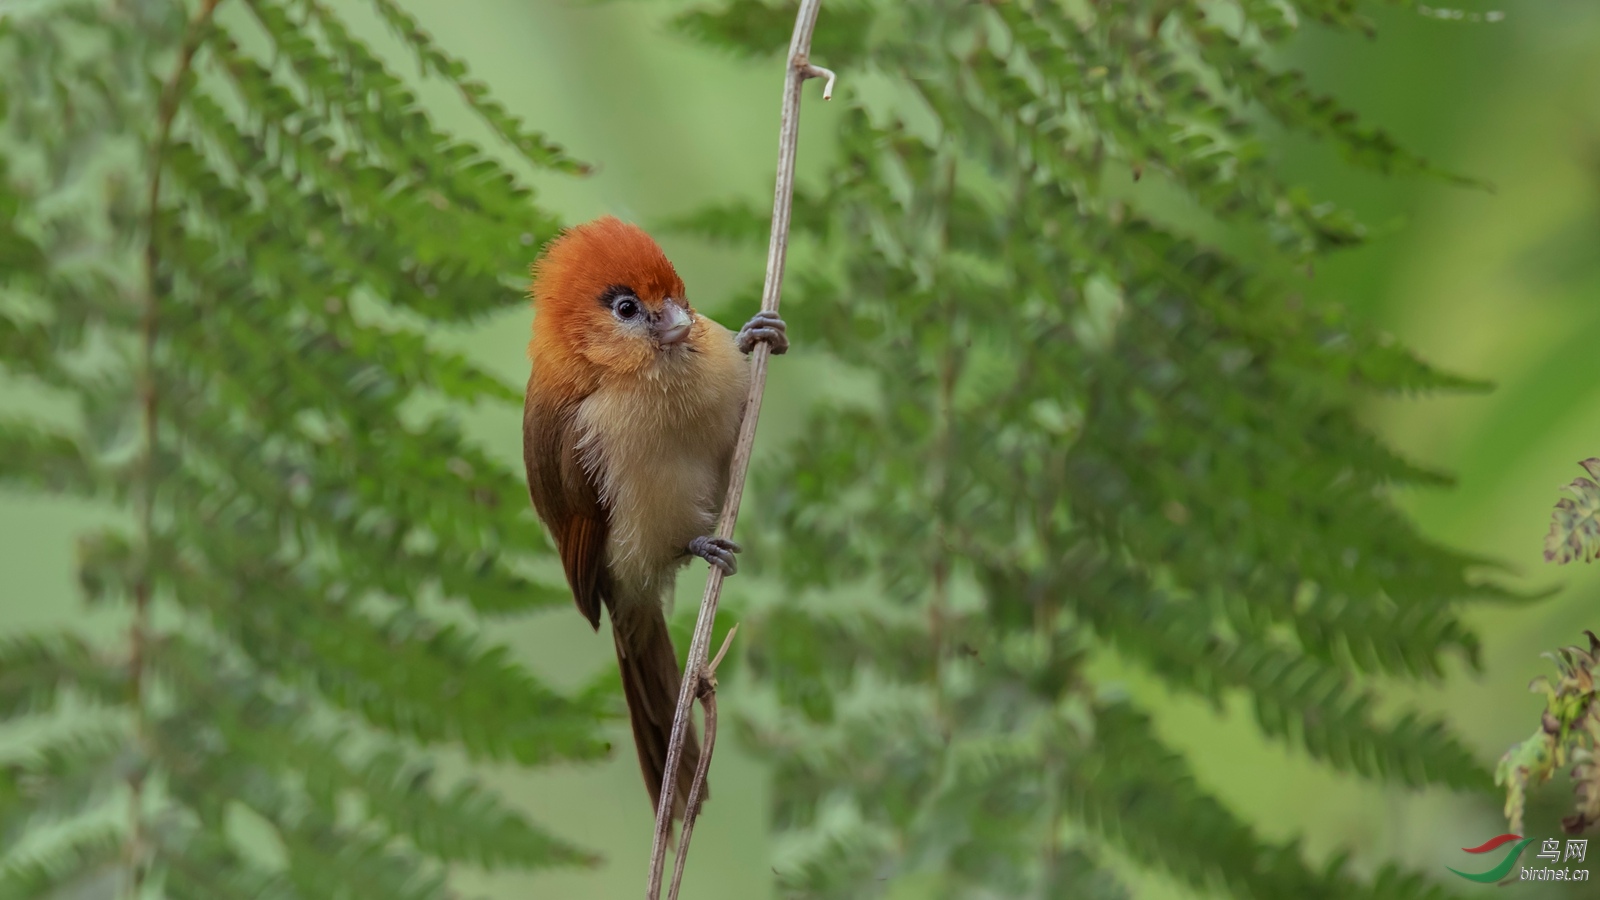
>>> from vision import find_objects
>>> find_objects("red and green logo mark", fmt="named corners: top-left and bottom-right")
top-left (1448, 834), bottom-right (1536, 883)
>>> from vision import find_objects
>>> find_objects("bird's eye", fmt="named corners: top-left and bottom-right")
top-left (614, 297), bottom-right (641, 320)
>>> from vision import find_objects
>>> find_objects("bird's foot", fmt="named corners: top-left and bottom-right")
top-left (687, 535), bottom-right (741, 575)
top-left (736, 311), bottom-right (788, 355)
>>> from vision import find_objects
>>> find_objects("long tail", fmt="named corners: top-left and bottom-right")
top-left (611, 603), bottom-right (706, 823)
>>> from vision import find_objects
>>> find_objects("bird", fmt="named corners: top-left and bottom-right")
top-left (522, 216), bottom-right (787, 823)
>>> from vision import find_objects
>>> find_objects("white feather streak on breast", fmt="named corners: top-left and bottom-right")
top-left (573, 323), bottom-right (747, 595)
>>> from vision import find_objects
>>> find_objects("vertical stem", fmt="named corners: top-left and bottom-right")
top-left (1042, 749), bottom-right (1060, 890)
top-left (928, 152), bottom-right (960, 734)
top-left (127, 3), bottom-right (223, 895)
top-left (644, 2), bottom-right (833, 896)
top-left (929, 348), bottom-right (956, 728)
top-left (665, 683), bottom-right (718, 900)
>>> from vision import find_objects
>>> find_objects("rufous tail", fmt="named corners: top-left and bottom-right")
top-left (611, 603), bottom-right (706, 823)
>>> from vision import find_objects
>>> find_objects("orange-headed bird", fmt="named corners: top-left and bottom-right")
top-left (522, 216), bottom-right (787, 822)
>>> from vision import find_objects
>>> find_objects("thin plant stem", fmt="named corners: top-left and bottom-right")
top-left (127, 1), bottom-right (224, 895)
top-left (642, 2), bottom-right (834, 896)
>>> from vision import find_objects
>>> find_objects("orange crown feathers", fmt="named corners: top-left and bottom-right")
top-left (528, 217), bottom-right (687, 373)
top-left (531, 216), bottom-right (686, 314)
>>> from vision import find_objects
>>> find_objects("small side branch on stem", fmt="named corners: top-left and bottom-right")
top-left (642, 2), bottom-right (833, 897)
top-left (665, 625), bottom-right (739, 900)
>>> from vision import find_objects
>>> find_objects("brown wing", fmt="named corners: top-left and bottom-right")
top-left (523, 383), bottom-right (610, 629)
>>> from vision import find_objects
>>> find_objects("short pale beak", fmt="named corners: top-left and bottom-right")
top-left (655, 301), bottom-right (693, 347)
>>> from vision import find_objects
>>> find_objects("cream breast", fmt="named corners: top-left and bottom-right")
top-left (573, 318), bottom-right (749, 593)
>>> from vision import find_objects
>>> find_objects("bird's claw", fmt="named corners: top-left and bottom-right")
top-left (687, 535), bottom-right (741, 575)
top-left (736, 311), bottom-right (788, 356)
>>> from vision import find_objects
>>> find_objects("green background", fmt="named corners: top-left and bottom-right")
top-left (4, 1), bottom-right (1598, 897)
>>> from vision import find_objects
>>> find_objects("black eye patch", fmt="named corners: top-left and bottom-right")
top-left (598, 284), bottom-right (643, 320)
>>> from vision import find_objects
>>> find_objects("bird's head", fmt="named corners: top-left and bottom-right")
top-left (529, 217), bottom-right (698, 379)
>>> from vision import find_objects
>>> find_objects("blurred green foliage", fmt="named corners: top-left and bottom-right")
top-left (0, 0), bottom-right (605, 894)
top-left (664, 0), bottom-right (1550, 897)
top-left (2, 0), bottom-right (1599, 899)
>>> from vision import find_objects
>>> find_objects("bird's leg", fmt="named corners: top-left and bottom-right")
top-left (687, 535), bottom-right (741, 575)
top-left (736, 311), bottom-right (788, 355)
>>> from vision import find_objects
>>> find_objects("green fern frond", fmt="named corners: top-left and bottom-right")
top-left (0, 727), bottom-right (132, 845)
top-left (1171, 6), bottom-right (1483, 189)
top-left (259, 0), bottom-right (563, 236)
top-left (1032, 559), bottom-right (1490, 790)
top-left (158, 827), bottom-right (298, 900)
top-left (365, 0), bottom-right (590, 174)
top-left (1067, 704), bottom-right (1467, 900)
top-left (670, 0), bottom-right (1507, 896)
top-left (352, 749), bottom-right (600, 869)
top-left (0, 173), bottom-right (45, 275)
top-left (770, 800), bottom-right (900, 895)
top-left (0, 422), bottom-right (98, 498)
top-left (1, 0), bottom-right (598, 891)
top-left (0, 633), bottom-right (125, 721)
top-left (658, 190), bottom-right (830, 246)
top-left (0, 826), bottom-right (124, 900)
top-left (667, 0), bottom-right (875, 67)
top-left (153, 545), bottom-right (606, 764)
